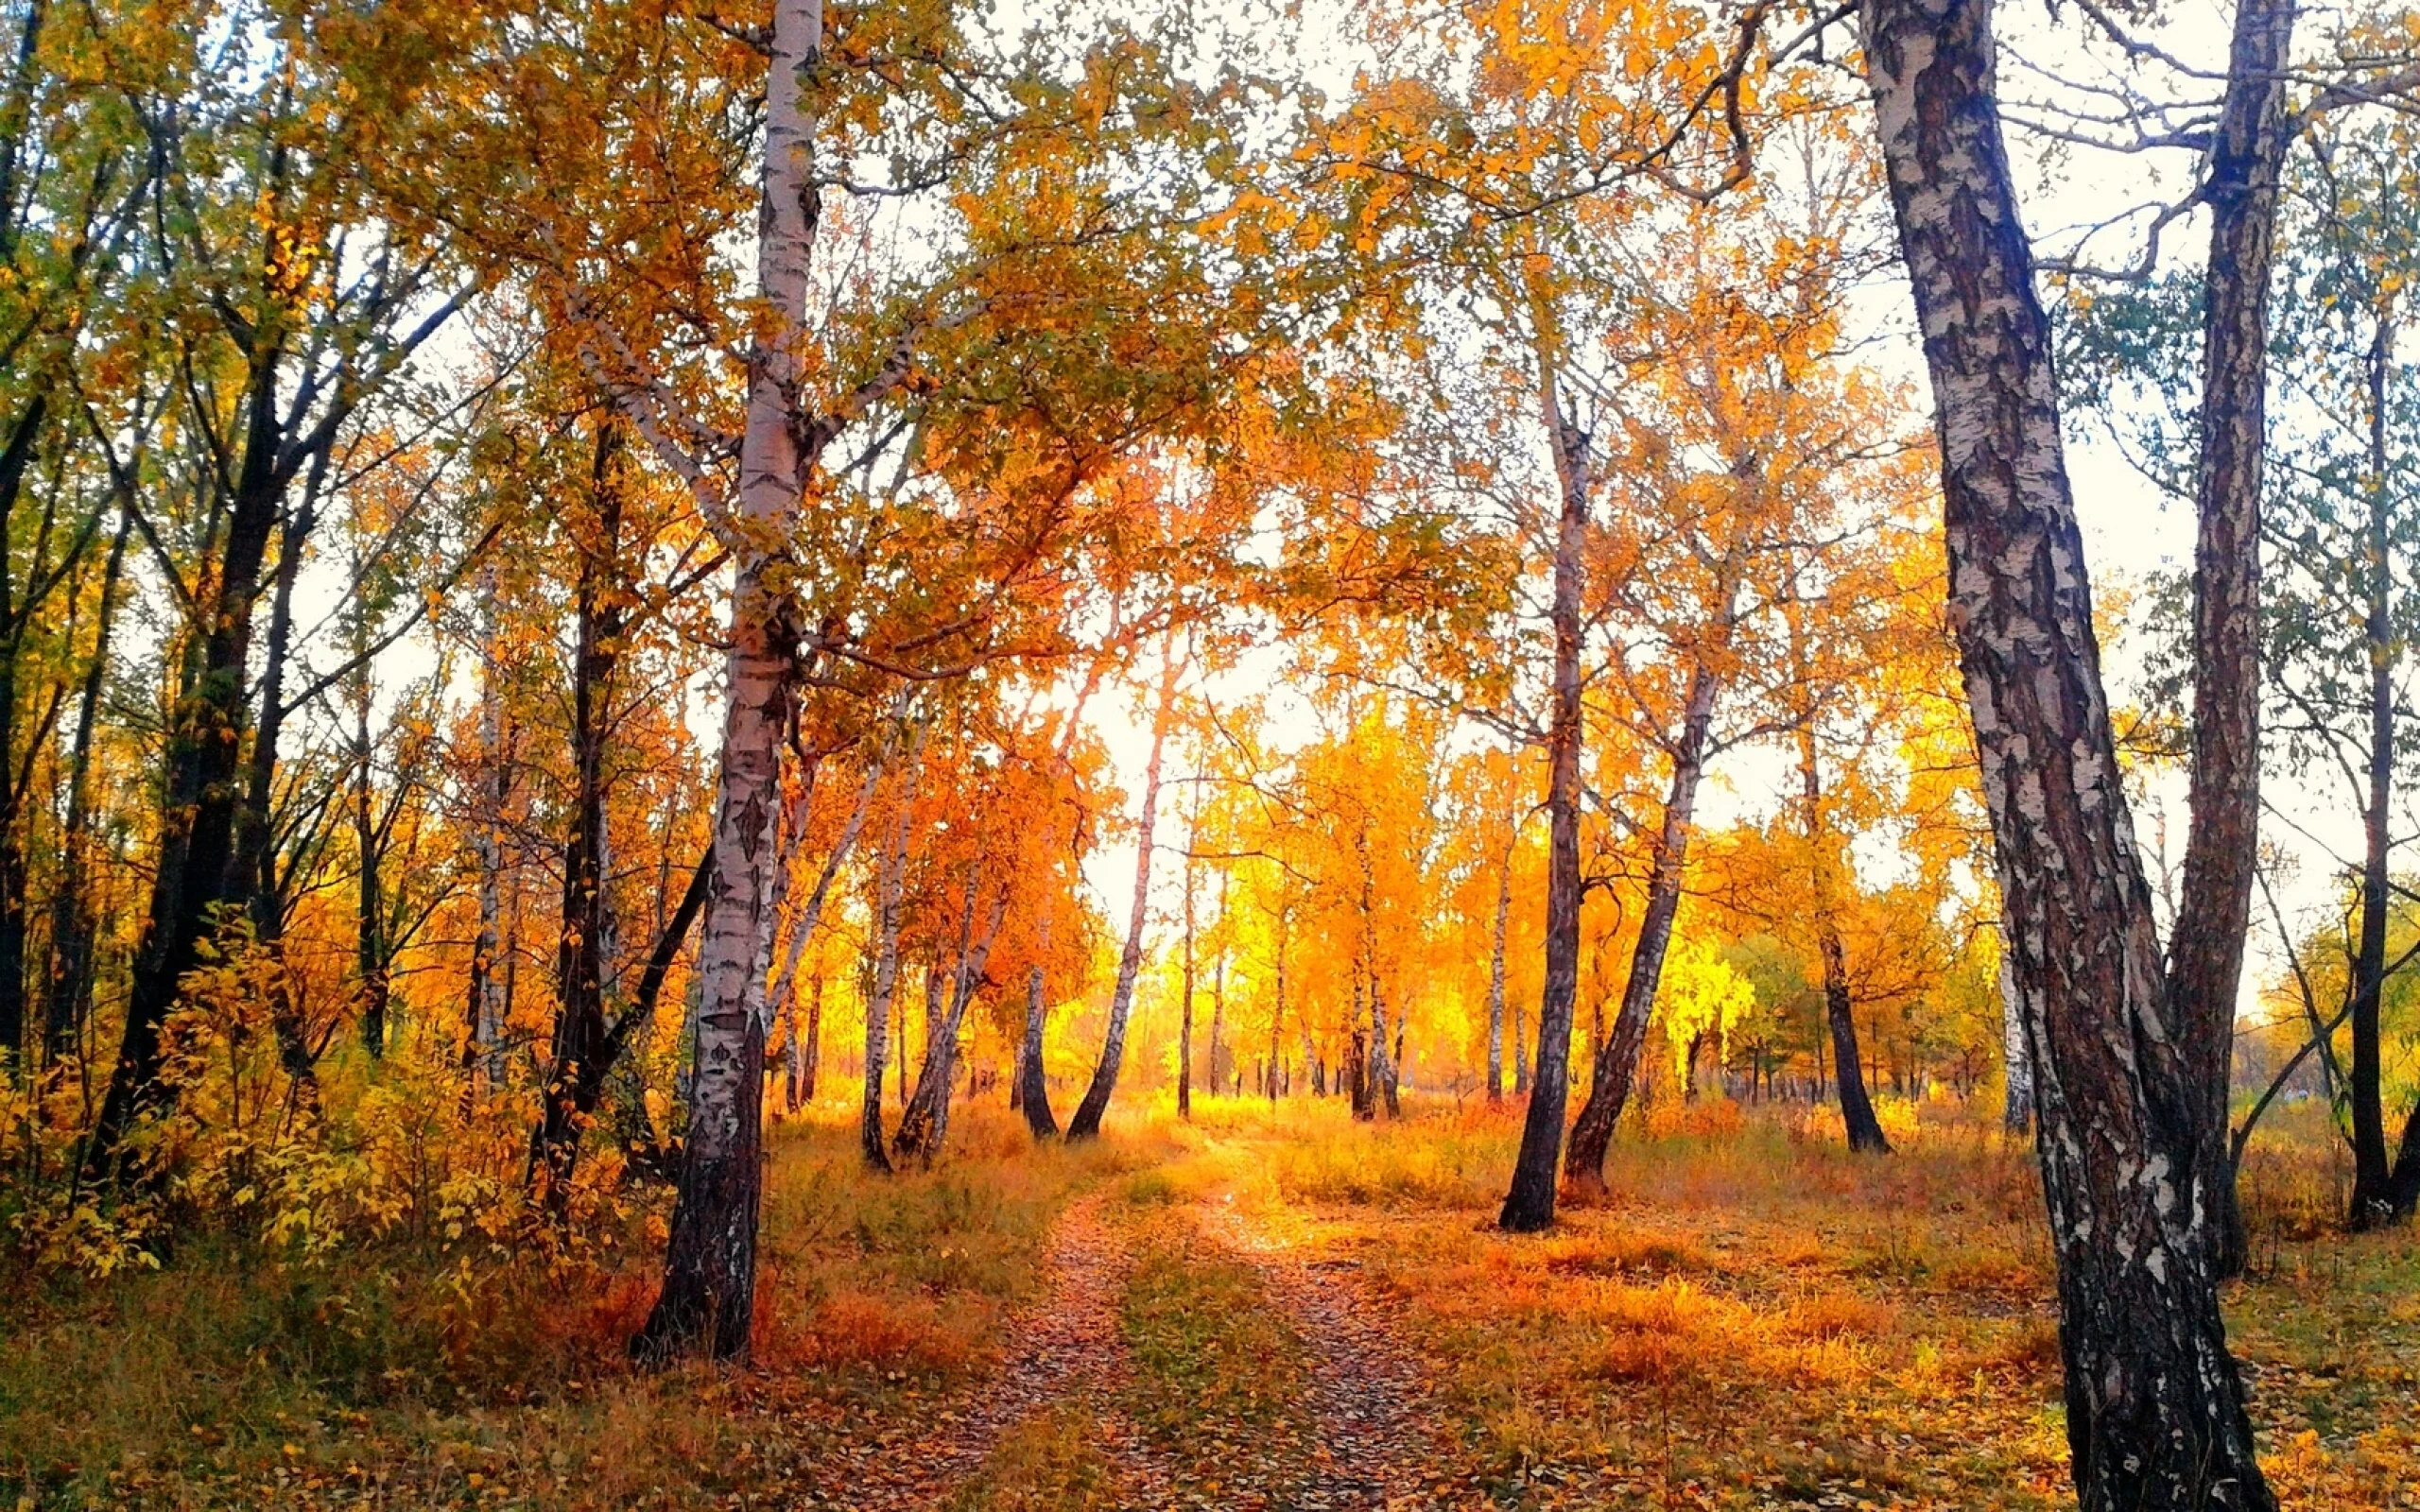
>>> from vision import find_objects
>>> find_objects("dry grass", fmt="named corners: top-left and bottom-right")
top-left (1207, 1091), bottom-right (2420, 1511)
top-left (0, 1102), bottom-right (1161, 1509)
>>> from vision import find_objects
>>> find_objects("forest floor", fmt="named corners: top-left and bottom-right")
top-left (4, 1095), bottom-right (2416, 1509)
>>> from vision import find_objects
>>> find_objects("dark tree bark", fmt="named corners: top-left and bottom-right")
top-left (1858, 0), bottom-right (2273, 1503)
top-left (1563, 662), bottom-right (1718, 1191)
top-left (45, 508), bottom-right (130, 1064)
top-left (2169, 0), bottom-right (2299, 1274)
top-left (1066, 637), bottom-right (1180, 1141)
top-left (87, 346), bottom-right (292, 1177)
top-left (1790, 665), bottom-right (1889, 1155)
top-left (2349, 311), bottom-right (2403, 1229)
top-left (536, 428), bottom-right (627, 1204)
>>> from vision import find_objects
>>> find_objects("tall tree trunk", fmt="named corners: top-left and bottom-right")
top-left (232, 454), bottom-right (323, 1092)
top-left (467, 564), bottom-right (508, 1078)
top-left (45, 507), bottom-right (129, 1066)
top-left (1501, 361), bottom-right (1588, 1229)
top-left (537, 429), bottom-right (626, 1206)
top-left (353, 673), bottom-right (388, 1057)
top-left (89, 337), bottom-right (291, 1178)
top-left (1858, 1), bottom-right (2273, 1502)
top-left (1066, 635), bottom-right (1181, 1141)
top-left (630, 0), bottom-right (821, 1364)
top-left (1178, 816), bottom-right (1195, 1120)
top-left (2349, 311), bottom-right (2401, 1229)
top-left (1563, 662), bottom-right (1719, 1191)
top-left (1486, 837), bottom-right (1511, 1103)
top-left (0, 401), bottom-right (30, 1068)
top-left (1793, 690), bottom-right (1888, 1154)
top-left (2171, 0), bottom-right (2298, 1275)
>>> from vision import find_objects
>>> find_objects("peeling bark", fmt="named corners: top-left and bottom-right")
top-left (1857, 0), bottom-right (2273, 1501)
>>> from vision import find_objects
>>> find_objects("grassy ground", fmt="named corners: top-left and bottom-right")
top-left (1218, 1092), bottom-right (2420, 1511)
top-left (6, 1091), bottom-right (2414, 1510)
top-left (0, 1104), bottom-right (1156, 1509)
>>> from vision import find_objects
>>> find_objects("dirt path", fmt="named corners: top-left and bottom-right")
top-left (821, 1191), bottom-right (1172, 1510)
top-left (1198, 1196), bottom-right (1461, 1512)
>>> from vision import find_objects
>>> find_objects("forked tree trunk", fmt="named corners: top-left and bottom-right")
top-left (1563, 662), bottom-right (1718, 1191)
top-left (1858, 0), bottom-right (2273, 1502)
top-left (630, 0), bottom-right (821, 1365)
top-left (89, 348), bottom-right (290, 1178)
top-left (896, 877), bottom-right (1004, 1163)
top-left (1066, 636), bottom-right (1181, 1141)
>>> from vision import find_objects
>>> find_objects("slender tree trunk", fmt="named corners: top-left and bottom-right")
top-left (1499, 352), bottom-right (1587, 1231)
top-left (631, 0), bottom-right (821, 1365)
top-left (1563, 662), bottom-right (1718, 1191)
top-left (467, 565), bottom-right (507, 1077)
top-left (1858, 2), bottom-right (2273, 1501)
top-left (1486, 839), bottom-right (1511, 1103)
top-left (2349, 312), bottom-right (2401, 1229)
top-left (538, 432), bottom-right (625, 1205)
top-left (45, 508), bottom-right (129, 1065)
top-left (352, 664), bottom-right (389, 1058)
top-left (803, 972), bottom-right (822, 1104)
top-left (1178, 817), bottom-right (1195, 1120)
top-left (232, 461), bottom-right (321, 1090)
top-left (0, 394), bottom-right (39, 1067)
top-left (2169, 0), bottom-right (2298, 1275)
top-left (1066, 635), bottom-right (1181, 1141)
top-left (1820, 923), bottom-right (1888, 1152)
top-left (860, 786), bottom-right (915, 1173)
top-left (1792, 693), bottom-right (1888, 1154)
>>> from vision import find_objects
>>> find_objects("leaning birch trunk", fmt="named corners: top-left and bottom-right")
top-left (1499, 355), bottom-right (1588, 1230)
top-left (631, 0), bottom-right (821, 1363)
top-left (2169, 0), bottom-right (2297, 1277)
top-left (1562, 660), bottom-right (1719, 1191)
top-left (1857, 0), bottom-right (2273, 1501)
top-left (1065, 636), bottom-right (1181, 1141)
